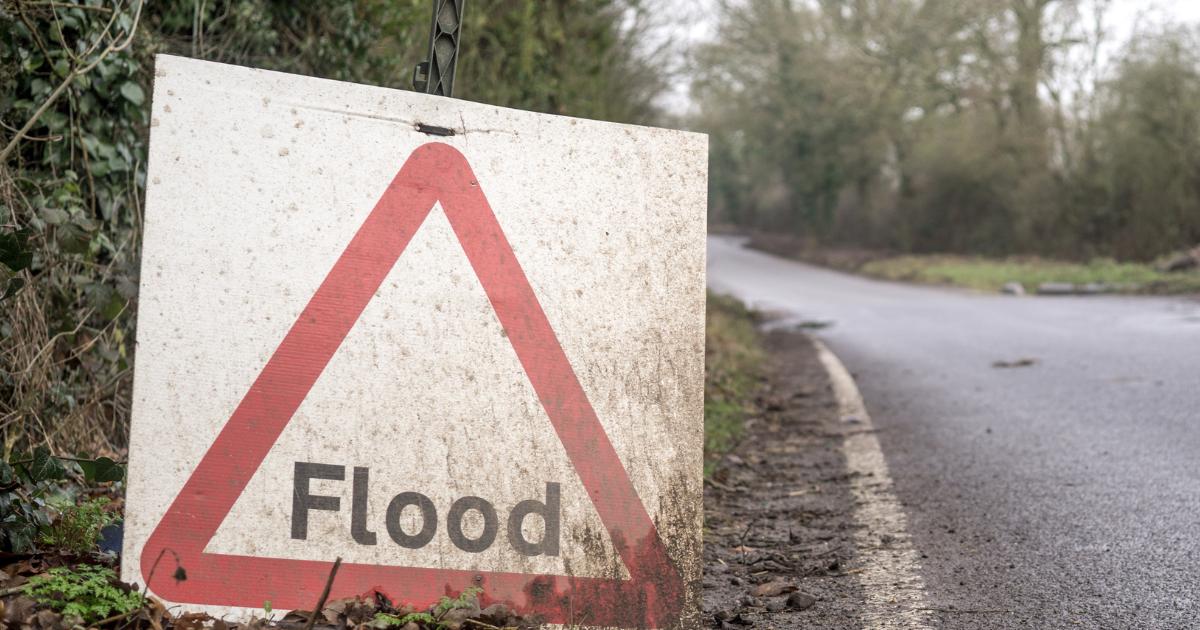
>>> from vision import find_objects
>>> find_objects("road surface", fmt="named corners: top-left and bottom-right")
top-left (707, 236), bottom-right (1200, 628)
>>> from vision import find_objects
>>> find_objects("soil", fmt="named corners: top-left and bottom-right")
top-left (702, 329), bottom-right (866, 629)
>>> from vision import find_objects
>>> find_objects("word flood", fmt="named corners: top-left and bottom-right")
top-left (290, 462), bottom-right (561, 556)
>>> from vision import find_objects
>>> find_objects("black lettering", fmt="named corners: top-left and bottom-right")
top-left (291, 462), bottom-right (344, 540)
top-left (351, 466), bottom-right (377, 545)
top-left (507, 482), bottom-right (560, 556)
top-left (448, 496), bottom-right (498, 552)
top-left (386, 492), bottom-right (437, 548)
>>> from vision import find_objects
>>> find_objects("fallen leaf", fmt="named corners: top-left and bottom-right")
top-left (786, 591), bottom-right (818, 610)
top-left (751, 580), bottom-right (798, 597)
top-left (175, 612), bottom-right (214, 630)
top-left (992, 358), bottom-right (1038, 368)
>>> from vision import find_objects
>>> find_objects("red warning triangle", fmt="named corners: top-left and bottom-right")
top-left (140, 142), bottom-right (684, 628)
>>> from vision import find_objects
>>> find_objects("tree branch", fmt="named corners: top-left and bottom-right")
top-left (0, 0), bottom-right (144, 163)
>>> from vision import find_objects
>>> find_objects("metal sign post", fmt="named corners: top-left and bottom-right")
top-left (412, 0), bottom-right (465, 96)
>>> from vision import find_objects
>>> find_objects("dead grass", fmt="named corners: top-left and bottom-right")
top-left (0, 165), bottom-right (129, 457)
top-left (704, 291), bottom-right (764, 476)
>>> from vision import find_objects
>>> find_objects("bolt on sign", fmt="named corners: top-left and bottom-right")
top-left (121, 55), bottom-right (707, 628)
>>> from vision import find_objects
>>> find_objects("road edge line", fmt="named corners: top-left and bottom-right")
top-left (813, 339), bottom-right (934, 629)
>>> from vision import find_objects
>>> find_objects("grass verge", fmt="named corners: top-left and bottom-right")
top-left (860, 255), bottom-right (1200, 294)
top-left (747, 233), bottom-right (1200, 295)
top-left (704, 291), bottom-right (764, 477)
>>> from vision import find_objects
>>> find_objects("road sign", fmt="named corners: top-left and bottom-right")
top-left (122, 55), bottom-right (707, 628)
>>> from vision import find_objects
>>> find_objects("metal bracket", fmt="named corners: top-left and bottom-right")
top-left (412, 0), bottom-right (465, 97)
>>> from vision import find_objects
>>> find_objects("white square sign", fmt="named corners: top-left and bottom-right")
top-left (122, 55), bottom-right (706, 629)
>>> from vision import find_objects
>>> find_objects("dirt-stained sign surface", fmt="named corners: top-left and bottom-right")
top-left (121, 55), bottom-right (707, 628)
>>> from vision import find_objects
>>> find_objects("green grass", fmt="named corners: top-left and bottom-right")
top-left (860, 255), bottom-right (1200, 294)
top-left (704, 292), bottom-right (764, 477)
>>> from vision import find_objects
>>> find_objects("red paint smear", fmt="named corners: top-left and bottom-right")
top-left (139, 143), bottom-right (684, 628)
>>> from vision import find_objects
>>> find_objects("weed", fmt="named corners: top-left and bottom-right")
top-left (0, 448), bottom-right (124, 553)
top-left (704, 292), bottom-right (764, 476)
top-left (375, 611), bottom-right (438, 627)
top-left (434, 586), bottom-right (483, 616)
top-left (21, 564), bottom-right (143, 622)
top-left (373, 587), bottom-right (484, 628)
top-left (42, 497), bottom-right (118, 554)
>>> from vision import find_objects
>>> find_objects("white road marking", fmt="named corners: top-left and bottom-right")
top-left (814, 339), bottom-right (934, 629)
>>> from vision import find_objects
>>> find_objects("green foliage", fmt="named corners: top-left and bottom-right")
top-left (41, 496), bottom-right (117, 554)
top-left (0, 448), bottom-right (124, 553)
top-left (374, 586), bottom-right (483, 628)
top-left (1, 447), bottom-right (68, 552)
top-left (0, 227), bottom-right (33, 299)
top-left (860, 255), bottom-right (1200, 295)
top-left (21, 564), bottom-right (143, 623)
top-left (704, 292), bottom-right (762, 476)
top-left (2, 0), bottom-right (665, 456)
top-left (457, 1), bottom-right (665, 125)
top-left (1, 0), bottom-right (147, 452)
top-left (696, 1), bottom-right (1200, 262)
top-left (1065, 26), bottom-right (1200, 261)
top-left (433, 586), bottom-right (482, 616)
top-left (375, 611), bottom-right (437, 627)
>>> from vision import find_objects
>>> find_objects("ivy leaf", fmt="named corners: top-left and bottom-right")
top-left (2, 277), bottom-right (26, 300)
top-left (0, 460), bottom-right (15, 486)
top-left (0, 229), bottom-right (33, 272)
top-left (41, 207), bottom-right (69, 225)
top-left (7, 525), bottom-right (35, 554)
top-left (93, 457), bottom-right (124, 483)
top-left (102, 294), bottom-right (126, 321)
top-left (27, 447), bottom-right (67, 482)
top-left (78, 457), bottom-right (124, 484)
top-left (30, 78), bottom-right (50, 97)
top-left (119, 81), bottom-right (144, 106)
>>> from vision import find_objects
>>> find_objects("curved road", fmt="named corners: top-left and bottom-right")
top-left (707, 236), bottom-right (1200, 628)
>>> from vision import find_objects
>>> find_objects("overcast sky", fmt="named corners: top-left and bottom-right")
top-left (657, 0), bottom-right (1200, 113)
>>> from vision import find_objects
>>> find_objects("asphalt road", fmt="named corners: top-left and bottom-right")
top-left (707, 236), bottom-right (1200, 629)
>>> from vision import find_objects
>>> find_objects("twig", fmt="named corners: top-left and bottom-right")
top-left (29, 1), bottom-right (116, 12)
top-left (95, 608), bottom-right (137, 626)
top-left (0, 119), bottom-right (60, 142)
top-left (704, 477), bottom-right (737, 492)
top-left (0, 585), bottom-right (26, 597)
top-left (737, 517), bottom-right (759, 565)
top-left (302, 557), bottom-right (342, 630)
top-left (464, 619), bottom-right (521, 630)
top-left (0, 0), bottom-right (144, 162)
top-left (13, 307), bottom-right (95, 376)
top-left (142, 547), bottom-right (182, 600)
